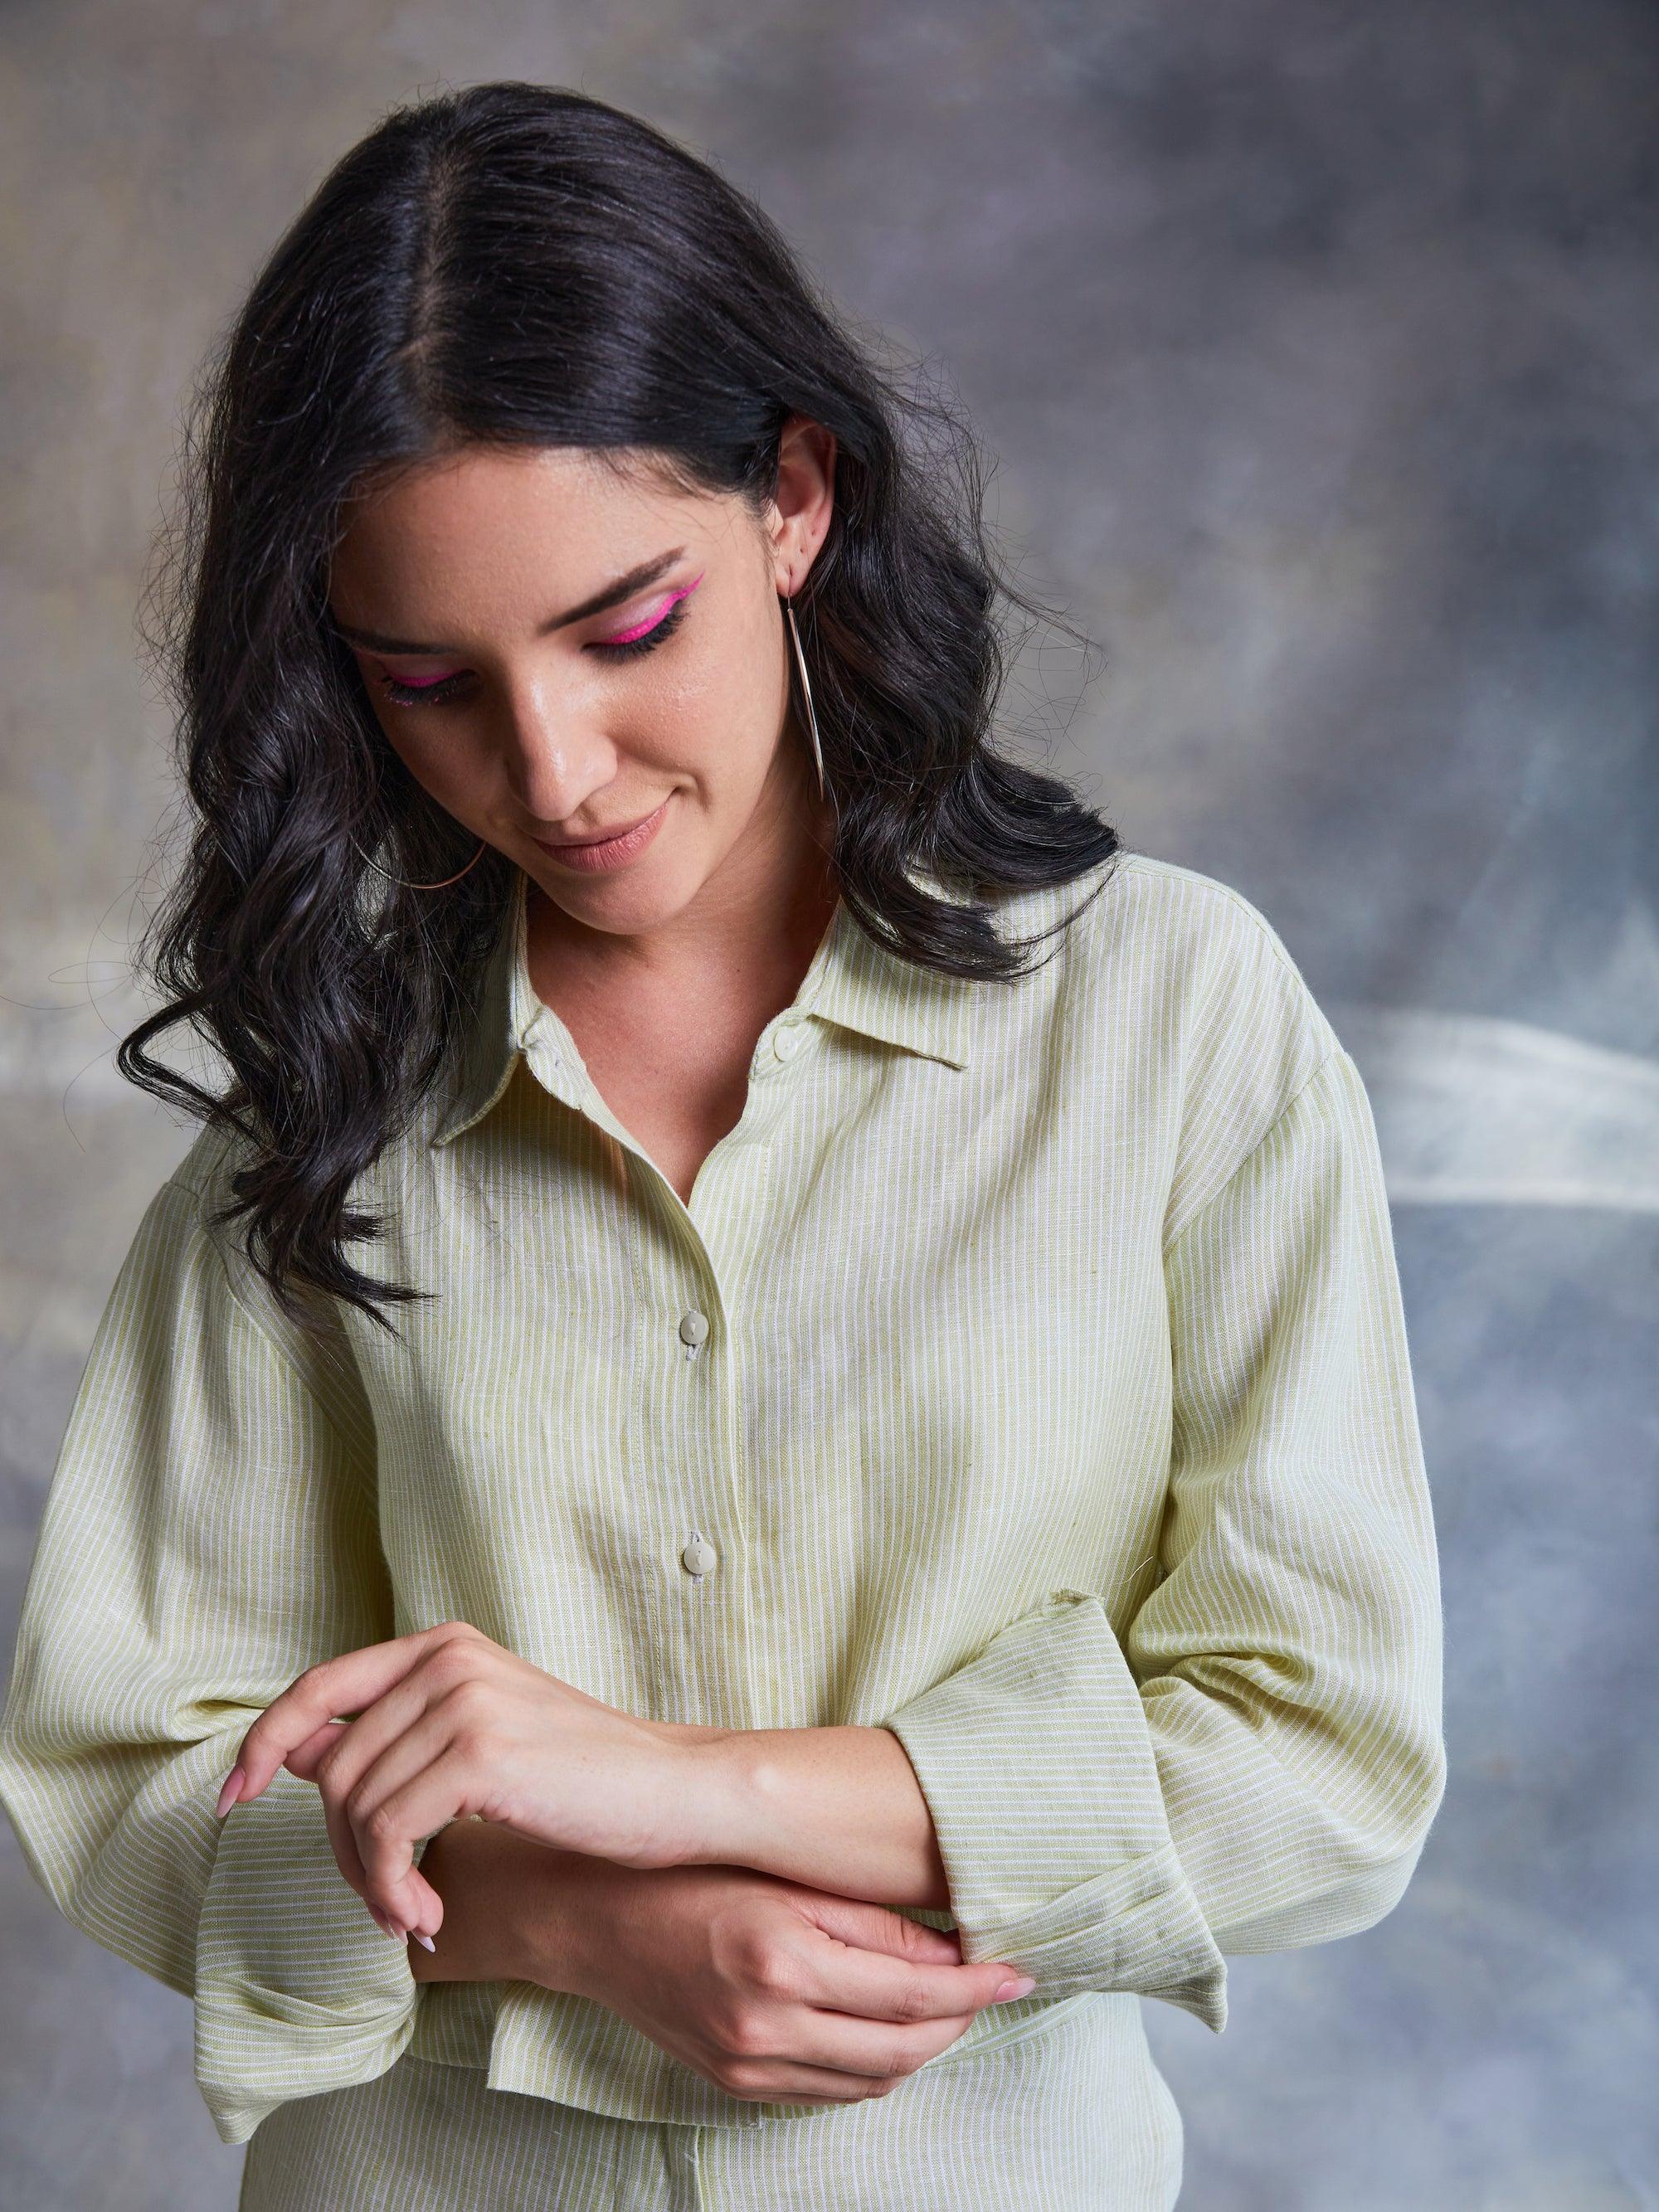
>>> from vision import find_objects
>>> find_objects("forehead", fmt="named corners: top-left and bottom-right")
top-left (333, 445), bottom-right (703, 566)
top-left (329, 451), bottom-right (765, 637)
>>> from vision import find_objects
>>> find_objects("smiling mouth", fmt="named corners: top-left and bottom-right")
top-left (540, 809), bottom-right (660, 848)
top-left (525, 797), bottom-right (673, 867)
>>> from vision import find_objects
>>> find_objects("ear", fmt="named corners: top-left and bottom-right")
top-left (770, 415), bottom-right (838, 596)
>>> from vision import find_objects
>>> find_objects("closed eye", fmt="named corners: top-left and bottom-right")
top-left (589, 585), bottom-right (694, 660)
top-left (372, 582), bottom-right (695, 707)
top-left (376, 668), bottom-right (473, 707)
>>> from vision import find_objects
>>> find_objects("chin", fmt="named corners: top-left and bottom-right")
top-left (545, 848), bottom-right (706, 932)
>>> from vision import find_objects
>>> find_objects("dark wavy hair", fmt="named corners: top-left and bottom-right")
top-left (122, 80), bottom-right (1121, 1341)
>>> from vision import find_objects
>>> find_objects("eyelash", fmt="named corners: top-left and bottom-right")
top-left (373, 592), bottom-right (690, 707)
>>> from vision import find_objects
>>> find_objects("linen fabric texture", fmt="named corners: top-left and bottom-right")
top-left (0, 849), bottom-right (1447, 2199)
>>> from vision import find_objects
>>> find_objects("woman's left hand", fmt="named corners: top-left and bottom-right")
top-left (216, 1621), bottom-right (713, 1942)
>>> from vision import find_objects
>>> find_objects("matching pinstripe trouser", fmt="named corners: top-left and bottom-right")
top-left (237, 1993), bottom-right (1185, 2210)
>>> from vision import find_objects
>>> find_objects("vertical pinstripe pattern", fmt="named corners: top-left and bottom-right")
top-left (0, 849), bottom-right (1446, 2209)
top-left (236, 1996), bottom-right (1181, 2211)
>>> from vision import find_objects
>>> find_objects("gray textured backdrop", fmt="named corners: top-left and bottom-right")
top-left (3, 3), bottom-right (1655, 2206)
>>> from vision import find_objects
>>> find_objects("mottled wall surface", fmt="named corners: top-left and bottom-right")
top-left (2, 3), bottom-right (1654, 2205)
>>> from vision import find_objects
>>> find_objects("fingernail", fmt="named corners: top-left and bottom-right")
top-left (366, 1905), bottom-right (398, 1939)
top-left (213, 1767), bottom-right (245, 1820)
top-left (411, 1932), bottom-right (436, 1953)
top-left (993, 1976), bottom-right (1036, 2002)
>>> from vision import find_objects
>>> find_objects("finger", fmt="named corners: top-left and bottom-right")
top-left (296, 1641), bottom-right (499, 1925)
top-left (276, 1714), bottom-right (452, 1945)
top-left (347, 1737), bottom-right (475, 1927)
top-left (798, 1893), bottom-right (964, 1966)
top-left (795, 1924), bottom-right (1033, 2025)
top-left (230, 1623), bottom-right (479, 1804)
top-left (285, 1718), bottom-right (348, 1782)
top-left (764, 2001), bottom-right (987, 2086)
top-left (318, 1753), bottom-right (372, 1901)
top-left (313, 1746), bottom-right (447, 1942)
top-left (703, 2053), bottom-right (919, 2107)
top-left (700, 1994), bottom-right (986, 2102)
top-left (303, 1649), bottom-right (474, 1808)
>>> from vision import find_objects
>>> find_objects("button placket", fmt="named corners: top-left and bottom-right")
top-left (674, 1311), bottom-right (713, 1587)
top-left (664, 1263), bottom-right (725, 1615)
top-left (630, 1158), bottom-right (771, 1731)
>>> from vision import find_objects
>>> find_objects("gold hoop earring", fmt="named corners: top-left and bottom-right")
top-left (348, 833), bottom-right (489, 890)
top-left (781, 591), bottom-right (829, 803)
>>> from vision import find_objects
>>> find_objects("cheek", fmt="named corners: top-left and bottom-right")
top-left (376, 717), bottom-right (486, 809)
top-left (659, 620), bottom-right (786, 791)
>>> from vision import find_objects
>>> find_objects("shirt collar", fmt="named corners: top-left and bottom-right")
top-left (430, 860), bottom-right (976, 1149)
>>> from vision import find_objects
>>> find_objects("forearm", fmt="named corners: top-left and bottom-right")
top-left (670, 1723), bottom-right (951, 1912)
top-left (411, 1719), bottom-right (949, 1991)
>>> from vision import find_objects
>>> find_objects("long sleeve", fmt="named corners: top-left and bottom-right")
top-left (0, 1145), bottom-right (422, 2145)
top-left (881, 1046), bottom-right (1448, 2033)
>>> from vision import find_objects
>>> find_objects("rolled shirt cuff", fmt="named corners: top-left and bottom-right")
top-left (880, 1590), bottom-right (1228, 2032)
top-left (193, 1769), bottom-right (428, 2143)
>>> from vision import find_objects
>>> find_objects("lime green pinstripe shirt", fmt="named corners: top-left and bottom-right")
top-left (0, 848), bottom-right (1446, 2156)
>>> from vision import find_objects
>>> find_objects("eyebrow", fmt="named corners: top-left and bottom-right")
top-left (328, 546), bottom-right (688, 655)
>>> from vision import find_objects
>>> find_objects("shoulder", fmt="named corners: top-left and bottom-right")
top-left (1014, 848), bottom-right (1338, 1048)
top-left (151, 1117), bottom-right (329, 1334)
top-left (1005, 848), bottom-right (1348, 1235)
top-left (135, 1116), bottom-right (372, 1425)
top-left (161, 1116), bottom-right (241, 1210)
top-left (156, 1118), bottom-right (270, 1274)
top-left (1058, 850), bottom-right (1336, 1016)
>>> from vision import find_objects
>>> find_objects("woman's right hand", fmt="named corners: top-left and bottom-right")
top-left (552, 1856), bottom-right (1036, 2107)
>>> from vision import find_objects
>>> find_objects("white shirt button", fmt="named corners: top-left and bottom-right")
top-left (680, 1535), bottom-right (718, 1575)
top-left (772, 1023), bottom-right (800, 1062)
top-left (678, 1310), bottom-right (709, 1347)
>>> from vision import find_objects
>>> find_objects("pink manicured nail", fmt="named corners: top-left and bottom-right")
top-left (411, 1932), bottom-right (436, 1953)
top-left (993, 1976), bottom-right (1036, 2002)
top-left (213, 1767), bottom-right (245, 1820)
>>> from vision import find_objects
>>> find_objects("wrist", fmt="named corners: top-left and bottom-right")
top-left (647, 1724), bottom-right (950, 1907)
top-left (665, 1726), bottom-right (776, 1869)
top-left (514, 1848), bottom-right (619, 1998)
top-left (412, 1821), bottom-right (598, 1993)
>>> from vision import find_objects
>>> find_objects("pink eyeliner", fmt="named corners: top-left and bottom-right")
top-left (378, 666), bottom-right (461, 688)
top-left (599, 572), bottom-right (703, 646)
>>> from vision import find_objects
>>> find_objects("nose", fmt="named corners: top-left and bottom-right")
top-left (499, 675), bottom-right (621, 829)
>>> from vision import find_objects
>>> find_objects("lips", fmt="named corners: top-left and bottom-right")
top-left (543, 809), bottom-right (659, 848)
top-left (528, 795), bottom-right (672, 873)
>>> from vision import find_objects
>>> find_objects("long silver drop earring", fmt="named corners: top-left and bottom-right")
top-left (781, 591), bottom-right (829, 803)
top-left (347, 831), bottom-right (489, 890)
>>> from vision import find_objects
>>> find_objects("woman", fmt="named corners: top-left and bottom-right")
top-left (0, 80), bottom-right (1446, 2212)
